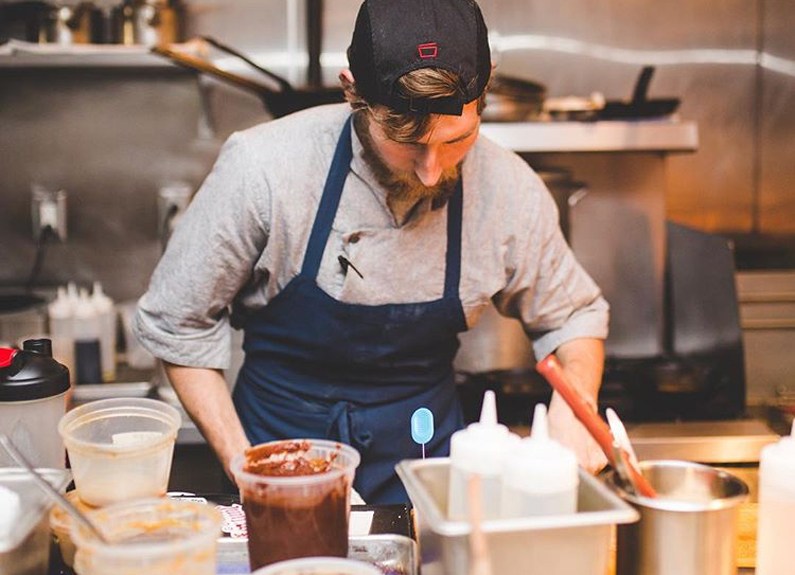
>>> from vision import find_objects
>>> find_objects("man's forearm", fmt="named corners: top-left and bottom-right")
top-left (554, 337), bottom-right (605, 407)
top-left (164, 362), bottom-right (250, 478)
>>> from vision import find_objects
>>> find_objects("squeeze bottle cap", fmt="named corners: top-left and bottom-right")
top-left (479, 388), bottom-right (498, 426)
top-left (531, 402), bottom-right (548, 440)
top-left (503, 403), bottom-right (579, 493)
top-left (91, 282), bottom-right (114, 313)
top-left (449, 390), bottom-right (518, 474)
top-left (67, 282), bottom-right (78, 302)
top-left (75, 289), bottom-right (96, 320)
top-left (48, 286), bottom-right (72, 319)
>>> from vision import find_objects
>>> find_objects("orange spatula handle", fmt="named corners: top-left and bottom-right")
top-left (536, 354), bottom-right (657, 498)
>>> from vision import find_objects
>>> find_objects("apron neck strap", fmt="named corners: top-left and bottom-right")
top-left (443, 179), bottom-right (463, 299)
top-left (301, 117), bottom-right (354, 278)
top-left (301, 115), bottom-right (464, 301)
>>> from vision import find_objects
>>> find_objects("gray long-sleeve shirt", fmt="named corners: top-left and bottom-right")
top-left (133, 104), bottom-right (608, 369)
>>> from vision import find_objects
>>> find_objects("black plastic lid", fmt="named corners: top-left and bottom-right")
top-left (0, 339), bottom-right (70, 401)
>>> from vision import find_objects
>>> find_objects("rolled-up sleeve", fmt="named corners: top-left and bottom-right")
top-left (133, 133), bottom-right (270, 369)
top-left (493, 172), bottom-right (609, 360)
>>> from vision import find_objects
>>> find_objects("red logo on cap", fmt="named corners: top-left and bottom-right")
top-left (418, 43), bottom-right (438, 59)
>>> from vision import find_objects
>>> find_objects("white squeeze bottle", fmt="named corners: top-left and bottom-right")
top-left (756, 420), bottom-right (795, 575)
top-left (500, 403), bottom-right (579, 518)
top-left (48, 286), bottom-right (75, 380)
top-left (447, 390), bottom-right (519, 521)
top-left (92, 282), bottom-right (117, 382)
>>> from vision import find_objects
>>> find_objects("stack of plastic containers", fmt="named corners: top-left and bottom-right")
top-left (52, 397), bottom-right (219, 574)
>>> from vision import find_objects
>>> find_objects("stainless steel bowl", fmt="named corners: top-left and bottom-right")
top-left (607, 460), bottom-right (749, 575)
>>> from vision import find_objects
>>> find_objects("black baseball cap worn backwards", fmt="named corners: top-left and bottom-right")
top-left (348, 0), bottom-right (491, 116)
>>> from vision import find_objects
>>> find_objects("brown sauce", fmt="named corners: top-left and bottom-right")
top-left (244, 441), bottom-right (336, 477)
top-left (241, 441), bottom-right (349, 569)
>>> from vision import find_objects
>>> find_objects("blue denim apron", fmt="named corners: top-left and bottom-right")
top-left (233, 117), bottom-right (467, 503)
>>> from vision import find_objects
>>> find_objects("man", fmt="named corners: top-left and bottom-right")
top-left (134, 0), bottom-right (609, 504)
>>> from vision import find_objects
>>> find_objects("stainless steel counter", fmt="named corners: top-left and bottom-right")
top-left (626, 419), bottom-right (779, 464)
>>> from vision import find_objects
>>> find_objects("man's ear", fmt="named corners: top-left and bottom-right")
top-left (339, 68), bottom-right (356, 89)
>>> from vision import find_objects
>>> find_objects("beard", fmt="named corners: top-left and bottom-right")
top-left (353, 112), bottom-right (460, 205)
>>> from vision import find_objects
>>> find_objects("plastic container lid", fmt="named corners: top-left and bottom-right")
top-left (449, 390), bottom-right (519, 474)
top-left (0, 339), bottom-right (70, 401)
top-left (760, 420), bottom-right (795, 493)
top-left (502, 403), bottom-right (579, 493)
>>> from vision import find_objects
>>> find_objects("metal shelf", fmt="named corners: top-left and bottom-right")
top-left (0, 41), bottom-right (179, 68)
top-left (480, 119), bottom-right (699, 153)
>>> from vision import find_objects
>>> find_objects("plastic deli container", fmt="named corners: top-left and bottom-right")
top-left (253, 557), bottom-right (383, 575)
top-left (58, 398), bottom-right (180, 507)
top-left (71, 499), bottom-right (221, 575)
top-left (231, 439), bottom-right (361, 571)
top-left (0, 468), bottom-right (71, 575)
top-left (50, 490), bottom-right (94, 569)
top-left (396, 458), bottom-right (639, 575)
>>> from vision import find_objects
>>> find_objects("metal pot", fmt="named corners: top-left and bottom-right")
top-left (607, 460), bottom-right (748, 575)
top-left (111, 0), bottom-right (183, 46)
top-left (482, 75), bottom-right (546, 123)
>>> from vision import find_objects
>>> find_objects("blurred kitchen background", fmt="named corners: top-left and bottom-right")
top-left (1, 0), bottom-right (794, 427)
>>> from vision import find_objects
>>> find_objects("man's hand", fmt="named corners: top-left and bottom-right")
top-left (164, 362), bottom-right (250, 482)
top-left (547, 391), bottom-right (608, 473)
top-left (544, 338), bottom-right (608, 474)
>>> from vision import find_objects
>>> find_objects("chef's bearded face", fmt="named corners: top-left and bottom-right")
top-left (342, 68), bottom-right (486, 203)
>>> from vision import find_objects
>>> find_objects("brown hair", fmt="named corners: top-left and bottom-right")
top-left (343, 67), bottom-right (487, 142)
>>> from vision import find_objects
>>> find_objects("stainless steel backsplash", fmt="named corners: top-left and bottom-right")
top-left (1, 0), bottom-right (793, 302)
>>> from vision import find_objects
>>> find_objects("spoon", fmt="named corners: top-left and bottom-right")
top-left (0, 434), bottom-right (109, 544)
top-left (611, 441), bottom-right (638, 496)
top-left (606, 408), bottom-right (640, 469)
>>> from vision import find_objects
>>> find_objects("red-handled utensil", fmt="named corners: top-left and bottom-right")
top-left (536, 354), bottom-right (658, 498)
